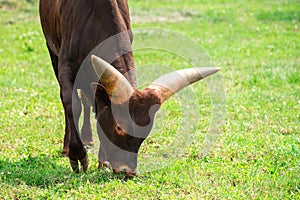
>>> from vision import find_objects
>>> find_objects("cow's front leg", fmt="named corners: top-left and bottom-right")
top-left (59, 70), bottom-right (88, 173)
top-left (80, 90), bottom-right (93, 146)
top-left (62, 108), bottom-right (70, 157)
top-left (98, 144), bottom-right (110, 169)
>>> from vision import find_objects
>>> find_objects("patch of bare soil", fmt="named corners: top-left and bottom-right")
top-left (131, 11), bottom-right (195, 23)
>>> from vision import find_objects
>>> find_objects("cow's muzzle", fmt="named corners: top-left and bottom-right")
top-left (98, 161), bottom-right (137, 177)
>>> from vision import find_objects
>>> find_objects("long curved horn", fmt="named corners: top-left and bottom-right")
top-left (147, 67), bottom-right (220, 104)
top-left (91, 55), bottom-right (134, 104)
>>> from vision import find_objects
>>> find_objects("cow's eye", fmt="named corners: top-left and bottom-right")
top-left (117, 126), bottom-right (122, 131)
top-left (115, 125), bottom-right (126, 136)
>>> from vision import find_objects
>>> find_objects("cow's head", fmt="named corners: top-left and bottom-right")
top-left (91, 55), bottom-right (219, 176)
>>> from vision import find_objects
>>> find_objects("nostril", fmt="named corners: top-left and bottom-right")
top-left (125, 172), bottom-right (136, 179)
top-left (112, 165), bottom-right (137, 177)
top-left (98, 161), bottom-right (111, 169)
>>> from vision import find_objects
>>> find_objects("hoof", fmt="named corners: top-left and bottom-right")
top-left (80, 155), bottom-right (89, 173)
top-left (69, 155), bottom-right (89, 173)
top-left (69, 158), bottom-right (80, 173)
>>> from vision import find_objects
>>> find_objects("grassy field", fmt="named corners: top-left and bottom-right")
top-left (0, 0), bottom-right (299, 199)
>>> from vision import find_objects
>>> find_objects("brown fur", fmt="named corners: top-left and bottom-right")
top-left (39, 0), bottom-right (137, 173)
top-left (39, 0), bottom-right (161, 174)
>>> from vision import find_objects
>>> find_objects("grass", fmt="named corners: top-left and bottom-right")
top-left (0, 0), bottom-right (299, 199)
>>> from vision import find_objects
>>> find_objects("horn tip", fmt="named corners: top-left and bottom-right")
top-left (209, 67), bottom-right (220, 72)
top-left (200, 67), bottom-right (220, 78)
top-left (91, 55), bottom-right (110, 70)
top-left (91, 54), bottom-right (98, 62)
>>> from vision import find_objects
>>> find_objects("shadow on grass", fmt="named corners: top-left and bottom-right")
top-left (0, 154), bottom-right (128, 188)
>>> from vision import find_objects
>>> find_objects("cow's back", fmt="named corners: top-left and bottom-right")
top-left (39, 0), bottom-right (132, 73)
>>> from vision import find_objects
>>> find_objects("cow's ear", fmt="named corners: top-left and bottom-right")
top-left (91, 82), bottom-right (111, 107)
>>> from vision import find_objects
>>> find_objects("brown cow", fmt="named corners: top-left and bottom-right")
top-left (39, 0), bottom-right (219, 176)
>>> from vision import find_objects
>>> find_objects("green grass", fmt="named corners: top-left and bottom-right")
top-left (0, 0), bottom-right (299, 199)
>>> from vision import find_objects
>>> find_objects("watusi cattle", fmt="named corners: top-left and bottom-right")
top-left (39, 0), bottom-right (219, 176)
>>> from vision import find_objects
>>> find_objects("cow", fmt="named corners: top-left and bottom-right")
top-left (39, 0), bottom-right (219, 176)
